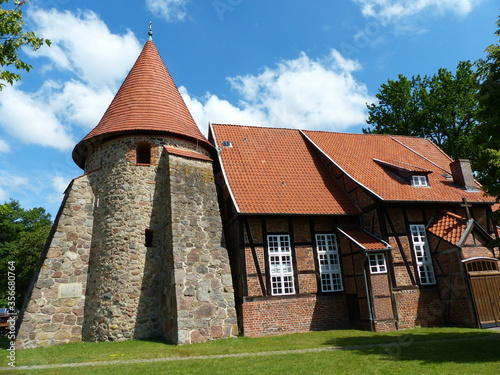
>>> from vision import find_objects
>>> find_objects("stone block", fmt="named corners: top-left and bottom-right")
top-left (47, 248), bottom-right (62, 258)
top-left (41, 306), bottom-right (56, 315)
top-left (58, 283), bottom-right (82, 299)
top-left (54, 330), bottom-right (71, 340)
top-left (194, 303), bottom-right (217, 319)
top-left (190, 329), bottom-right (209, 343)
top-left (41, 323), bottom-right (62, 332)
top-left (64, 315), bottom-right (77, 325)
top-left (210, 325), bottom-right (223, 338)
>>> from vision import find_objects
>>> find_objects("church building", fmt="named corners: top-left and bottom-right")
top-left (16, 35), bottom-right (500, 349)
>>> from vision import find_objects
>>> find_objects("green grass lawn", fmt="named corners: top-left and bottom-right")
top-left (1, 328), bottom-right (499, 374)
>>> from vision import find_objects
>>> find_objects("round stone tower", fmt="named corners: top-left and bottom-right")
top-left (16, 36), bottom-right (237, 348)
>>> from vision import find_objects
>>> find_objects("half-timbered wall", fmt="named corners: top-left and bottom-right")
top-left (371, 203), bottom-right (498, 329)
top-left (428, 235), bottom-right (474, 326)
top-left (238, 216), bottom-right (356, 336)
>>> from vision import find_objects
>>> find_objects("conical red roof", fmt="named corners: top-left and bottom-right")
top-left (73, 40), bottom-right (211, 168)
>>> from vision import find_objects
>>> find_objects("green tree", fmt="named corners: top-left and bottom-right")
top-left (364, 61), bottom-right (480, 161)
top-left (0, 0), bottom-right (50, 89)
top-left (476, 16), bottom-right (500, 204)
top-left (0, 200), bottom-right (52, 309)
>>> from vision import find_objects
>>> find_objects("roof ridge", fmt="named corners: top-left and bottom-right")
top-left (300, 130), bottom-right (384, 201)
top-left (389, 136), bottom-right (451, 174)
top-left (211, 123), bottom-right (303, 132)
top-left (442, 211), bottom-right (466, 220)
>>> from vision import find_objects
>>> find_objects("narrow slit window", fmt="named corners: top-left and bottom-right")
top-left (137, 143), bottom-right (151, 164)
top-left (145, 229), bottom-right (154, 247)
top-left (410, 224), bottom-right (436, 285)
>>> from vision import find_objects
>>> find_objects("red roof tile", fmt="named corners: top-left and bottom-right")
top-left (428, 212), bottom-right (468, 245)
top-left (303, 131), bottom-right (495, 203)
top-left (73, 40), bottom-right (211, 168)
top-left (210, 124), bottom-right (360, 215)
top-left (373, 159), bottom-right (431, 173)
top-left (164, 146), bottom-right (212, 161)
top-left (338, 227), bottom-right (390, 250)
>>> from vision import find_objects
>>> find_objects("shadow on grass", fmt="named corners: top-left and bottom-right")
top-left (0, 336), bottom-right (9, 350)
top-left (325, 329), bottom-right (500, 364)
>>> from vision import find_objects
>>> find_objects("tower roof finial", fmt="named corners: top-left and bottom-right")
top-left (148, 21), bottom-right (153, 40)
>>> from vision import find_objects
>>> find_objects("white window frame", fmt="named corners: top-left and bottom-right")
top-left (267, 235), bottom-right (295, 295)
top-left (368, 253), bottom-right (387, 274)
top-left (409, 224), bottom-right (436, 285)
top-left (411, 175), bottom-right (429, 187)
top-left (315, 234), bottom-right (343, 292)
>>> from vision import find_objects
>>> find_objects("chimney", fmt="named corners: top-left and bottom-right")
top-left (450, 159), bottom-right (477, 191)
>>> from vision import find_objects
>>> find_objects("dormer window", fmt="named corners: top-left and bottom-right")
top-left (136, 142), bottom-right (151, 165)
top-left (373, 159), bottom-right (431, 188)
top-left (411, 175), bottom-right (429, 187)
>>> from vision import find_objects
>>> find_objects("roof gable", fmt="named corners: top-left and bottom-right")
top-left (303, 131), bottom-right (493, 203)
top-left (337, 227), bottom-right (390, 251)
top-left (428, 211), bottom-right (494, 247)
top-left (428, 212), bottom-right (468, 246)
top-left (210, 124), bottom-right (359, 215)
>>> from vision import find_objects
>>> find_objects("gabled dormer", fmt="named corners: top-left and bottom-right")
top-left (373, 159), bottom-right (432, 187)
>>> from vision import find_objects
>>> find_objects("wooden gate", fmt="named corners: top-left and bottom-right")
top-left (465, 259), bottom-right (500, 327)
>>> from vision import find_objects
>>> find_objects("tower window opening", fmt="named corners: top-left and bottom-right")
top-left (145, 229), bottom-right (154, 247)
top-left (137, 142), bottom-right (151, 164)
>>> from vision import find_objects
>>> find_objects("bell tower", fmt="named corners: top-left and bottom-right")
top-left (16, 33), bottom-right (237, 348)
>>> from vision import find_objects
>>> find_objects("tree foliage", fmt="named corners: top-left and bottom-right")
top-left (364, 61), bottom-right (480, 161)
top-left (0, 0), bottom-right (50, 89)
top-left (476, 16), bottom-right (500, 203)
top-left (0, 200), bottom-right (52, 309)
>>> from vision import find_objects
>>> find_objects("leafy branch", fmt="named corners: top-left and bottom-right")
top-left (0, 0), bottom-right (50, 89)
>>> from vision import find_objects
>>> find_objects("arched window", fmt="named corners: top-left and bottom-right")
top-left (465, 258), bottom-right (498, 273)
top-left (136, 142), bottom-right (151, 165)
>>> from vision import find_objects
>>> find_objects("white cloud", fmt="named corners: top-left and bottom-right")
top-left (51, 176), bottom-right (71, 195)
top-left (0, 8), bottom-right (143, 151)
top-left (0, 139), bottom-right (10, 153)
top-left (26, 9), bottom-right (141, 87)
top-left (180, 87), bottom-right (267, 135)
top-left (0, 85), bottom-right (75, 150)
top-left (353, 0), bottom-right (484, 24)
top-left (0, 171), bottom-right (31, 202)
top-left (47, 79), bottom-right (116, 129)
top-left (182, 50), bottom-right (372, 132)
top-left (145, 0), bottom-right (189, 22)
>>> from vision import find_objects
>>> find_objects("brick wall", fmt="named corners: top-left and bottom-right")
top-left (241, 295), bottom-right (349, 336)
top-left (394, 288), bottom-right (443, 328)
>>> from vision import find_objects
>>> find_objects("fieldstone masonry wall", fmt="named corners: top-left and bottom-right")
top-left (82, 136), bottom-right (169, 341)
top-left (167, 153), bottom-right (238, 344)
top-left (17, 175), bottom-right (94, 349)
top-left (17, 135), bottom-right (237, 349)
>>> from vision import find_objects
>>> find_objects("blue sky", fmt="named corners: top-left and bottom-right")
top-left (0, 0), bottom-right (498, 218)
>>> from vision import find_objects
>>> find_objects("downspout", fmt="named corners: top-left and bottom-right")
top-left (363, 252), bottom-right (375, 331)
